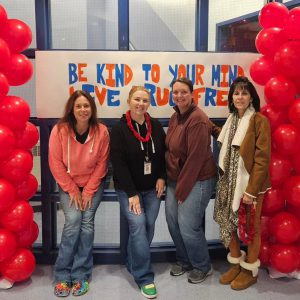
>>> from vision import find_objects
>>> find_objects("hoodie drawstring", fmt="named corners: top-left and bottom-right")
top-left (135, 122), bottom-right (155, 153)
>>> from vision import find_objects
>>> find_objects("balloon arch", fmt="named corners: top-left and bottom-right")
top-left (250, 2), bottom-right (300, 278)
top-left (0, 4), bottom-right (38, 286)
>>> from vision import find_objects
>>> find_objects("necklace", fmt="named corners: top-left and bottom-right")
top-left (125, 110), bottom-right (152, 142)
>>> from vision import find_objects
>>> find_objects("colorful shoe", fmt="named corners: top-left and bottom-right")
top-left (140, 283), bottom-right (157, 299)
top-left (72, 280), bottom-right (89, 296)
top-left (54, 281), bottom-right (71, 297)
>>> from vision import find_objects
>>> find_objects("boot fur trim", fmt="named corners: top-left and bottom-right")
top-left (227, 250), bottom-right (246, 264)
top-left (240, 259), bottom-right (260, 277)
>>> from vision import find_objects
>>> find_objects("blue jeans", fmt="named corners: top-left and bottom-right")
top-left (165, 178), bottom-right (216, 273)
top-left (116, 189), bottom-right (161, 287)
top-left (54, 185), bottom-right (103, 283)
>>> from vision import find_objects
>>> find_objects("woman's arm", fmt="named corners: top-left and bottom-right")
top-left (83, 126), bottom-right (110, 197)
top-left (175, 122), bottom-right (211, 202)
top-left (245, 116), bottom-right (271, 198)
top-left (110, 124), bottom-right (137, 197)
top-left (48, 125), bottom-right (80, 198)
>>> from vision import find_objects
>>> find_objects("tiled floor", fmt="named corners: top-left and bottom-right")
top-left (1, 260), bottom-right (299, 300)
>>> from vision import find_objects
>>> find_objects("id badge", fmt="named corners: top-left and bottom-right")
top-left (144, 161), bottom-right (152, 175)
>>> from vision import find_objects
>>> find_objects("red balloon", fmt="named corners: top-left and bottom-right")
top-left (270, 244), bottom-right (299, 273)
top-left (272, 124), bottom-right (300, 156)
top-left (259, 240), bottom-right (270, 266)
top-left (0, 178), bottom-right (16, 213)
top-left (0, 95), bottom-right (30, 131)
top-left (286, 203), bottom-right (300, 220)
top-left (0, 124), bottom-right (15, 159)
top-left (261, 104), bottom-right (288, 131)
top-left (0, 229), bottom-right (17, 262)
top-left (264, 75), bottom-right (296, 109)
top-left (4, 53), bottom-right (33, 86)
top-left (284, 176), bottom-right (300, 208)
top-left (0, 38), bottom-right (10, 71)
top-left (0, 19), bottom-right (32, 53)
top-left (261, 215), bottom-right (270, 241)
top-left (269, 153), bottom-right (292, 186)
top-left (14, 174), bottom-right (38, 200)
top-left (284, 7), bottom-right (300, 40)
top-left (291, 154), bottom-right (300, 175)
top-left (269, 211), bottom-right (300, 244)
top-left (0, 200), bottom-right (34, 232)
top-left (15, 122), bottom-right (39, 150)
top-left (288, 99), bottom-right (300, 130)
top-left (0, 72), bottom-right (9, 96)
top-left (262, 188), bottom-right (285, 216)
top-left (0, 5), bottom-right (8, 26)
top-left (1, 248), bottom-right (35, 282)
top-left (16, 221), bottom-right (39, 248)
top-left (274, 41), bottom-right (300, 79)
top-left (0, 149), bottom-right (33, 183)
top-left (249, 56), bottom-right (275, 86)
top-left (255, 27), bottom-right (287, 57)
top-left (259, 2), bottom-right (289, 29)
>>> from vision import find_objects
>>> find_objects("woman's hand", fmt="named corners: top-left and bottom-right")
top-left (242, 194), bottom-right (256, 207)
top-left (156, 178), bottom-right (165, 199)
top-left (82, 193), bottom-right (93, 211)
top-left (128, 195), bottom-right (141, 215)
top-left (69, 192), bottom-right (82, 210)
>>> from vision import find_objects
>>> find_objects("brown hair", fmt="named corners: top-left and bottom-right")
top-left (58, 90), bottom-right (99, 132)
top-left (171, 77), bottom-right (193, 93)
top-left (228, 76), bottom-right (260, 113)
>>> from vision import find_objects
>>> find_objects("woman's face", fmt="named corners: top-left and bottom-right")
top-left (172, 81), bottom-right (193, 113)
top-left (73, 95), bottom-right (92, 123)
top-left (128, 90), bottom-right (150, 116)
top-left (232, 87), bottom-right (252, 117)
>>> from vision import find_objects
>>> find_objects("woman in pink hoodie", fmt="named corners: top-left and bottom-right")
top-left (49, 90), bottom-right (109, 297)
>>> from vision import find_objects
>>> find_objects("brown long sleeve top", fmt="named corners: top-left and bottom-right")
top-left (165, 103), bottom-right (217, 202)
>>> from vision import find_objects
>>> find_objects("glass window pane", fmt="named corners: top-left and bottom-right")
top-left (129, 0), bottom-right (196, 51)
top-left (50, 0), bottom-right (118, 49)
top-left (0, 0), bottom-right (36, 48)
top-left (209, 0), bottom-right (263, 51)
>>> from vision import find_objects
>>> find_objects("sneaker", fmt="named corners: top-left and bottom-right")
top-left (72, 280), bottom-right (89, 296)
top-left (54, 281), bottom-right (71, 297)
top-left (188, 267), bottom-right (213, 284)
top-left (170, 262), bottom-right (193, 276)
top-left (140, 283), bottom-right (157, 299)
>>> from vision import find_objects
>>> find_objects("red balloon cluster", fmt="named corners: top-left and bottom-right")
top-left (0, 4), bottom-right (38, 284)
top-left (255, 2), bottom-right (300, 276)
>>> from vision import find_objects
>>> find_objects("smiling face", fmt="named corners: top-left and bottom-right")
top-left (172, 81), bottom-right (193, 114)
top-left (127, 90), bottom-right (151, 118)
top-left (73, 95), bottom-right (92, 124)
top-left (232, 87), bottom-right (252, 117)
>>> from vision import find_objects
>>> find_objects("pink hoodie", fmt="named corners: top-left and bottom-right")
top-left (49, 122), bottom-right (110, 198)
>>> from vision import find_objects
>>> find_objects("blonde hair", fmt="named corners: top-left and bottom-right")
top-left (128, 86), bottom-right (150, 101)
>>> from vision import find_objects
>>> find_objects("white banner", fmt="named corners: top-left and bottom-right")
top-left (36, 51), bottom-right (262, 118)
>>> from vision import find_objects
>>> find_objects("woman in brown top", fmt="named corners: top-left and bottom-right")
top-left (212, 76), bottom-right (271, 290)
top-left (165, 77), bottom-right (216, 284)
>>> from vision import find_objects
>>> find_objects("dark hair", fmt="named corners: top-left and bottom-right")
top-left (228, 76), bottom-right (260, 113)
top-left (58, 90), bottom-right (98, 132)
top-left (171, 77), bottom-right (193, 93)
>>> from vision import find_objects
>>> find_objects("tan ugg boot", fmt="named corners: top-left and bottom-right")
top-left (219, 250), bottom-right (246, 285)
top-left (231, 259), bottom-right (260, 290)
